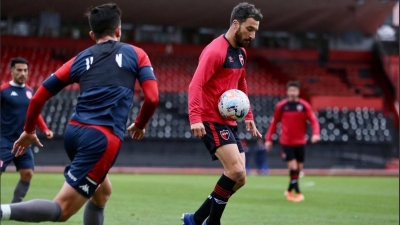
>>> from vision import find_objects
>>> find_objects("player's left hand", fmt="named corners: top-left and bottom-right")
top-left (245, 120), bottom-right (262, 138)
top-left (127, 123), bottom-right (145, 140)
top-left (12, 131), bottom-right (43, 157)
top-left (45, 130), bottom-right (54, 139)
top-left (311, 134), bottom-right (320, 144)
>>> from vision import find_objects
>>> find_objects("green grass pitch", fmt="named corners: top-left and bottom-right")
top-left (1, 173), bottom-right (398, 225)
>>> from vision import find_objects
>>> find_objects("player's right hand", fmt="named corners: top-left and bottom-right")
top-left (191, 122), bottom-right (206, 137)
top-left (12, 131), bottom-right (43, 157)
top-left (265, 141), bottom-right (273, 152)
top-left (127, 123), bottom-right (145, 140)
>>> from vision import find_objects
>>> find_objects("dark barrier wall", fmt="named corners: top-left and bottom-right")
top-left (29, 138), bottom-right (394, 169)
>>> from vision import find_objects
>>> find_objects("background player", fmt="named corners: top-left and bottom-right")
top-left (1, 3), bottom-right (159, 224)
top-left (0, 57), bottom-right (53, 203)
top-left (253, 138), bottom-right (269, 175)
top-left (265, 81), bottom-right (320, 202)
top-left (183, 3), bottom-right (262, 225)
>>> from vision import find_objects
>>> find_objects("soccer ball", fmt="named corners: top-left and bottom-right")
top-left (218, 89), bottom-right (250, 121)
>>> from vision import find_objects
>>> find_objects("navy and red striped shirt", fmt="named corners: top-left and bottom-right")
top-left (266, 99), bottom-right (320, 146)
top-left (24, 40), bottom-right (158, 140)
top-left (1, 81), bottom-right (50, 141)
top-left (188, 35), bottom-right (253, 126)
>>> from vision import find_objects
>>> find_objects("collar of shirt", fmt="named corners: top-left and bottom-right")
top-left (9, 80), bottom-right (25, 88)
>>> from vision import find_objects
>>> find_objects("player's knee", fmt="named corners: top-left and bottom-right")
top-left (92, 191), bottom-right (112, 206)
top-left (287, 161), bottom-right (297, 170)
top-left (236, 174), bottom-right (247, 188)
top-left (92, 184), bottom-right (112, 206)
top-left (20, 170), bottom-right (33, 181)
top-left (226, 167), bottom-right (245, 181)
top-left (57, 210), bottom-right (74, 222)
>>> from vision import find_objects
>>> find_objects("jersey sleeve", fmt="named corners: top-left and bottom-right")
top-left (36, 115), bottom-right (50, 133)
top-left (188, 48), bottom-right (224, 124)
top-left (133, 80), bottom-right (159, 129)
top-left (24, 57), bottom-right (76, 133)
top-left (118, 45), bottom-right (158, 130)
top-left (132, 46), bottom-right (156, 84)
top-left (0, 84), bottom-right (7, 102)
top-left (265, 102), bottom-right (283, 142)
top-left (42, 57), bottom-right (76, 95)
top-left (304, 101), bottom-right (320, 136)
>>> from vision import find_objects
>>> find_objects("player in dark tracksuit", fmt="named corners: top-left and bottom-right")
top-left (1, 57), bottom-right (53, 203)
top-left (1, 4), bottom-right (159, 224)
top-left (265, 81), bottom-right (320, 202)
top-left (183, 3), bottom-right (263, 225)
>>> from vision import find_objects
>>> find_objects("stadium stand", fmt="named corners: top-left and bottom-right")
top-left (1, 36), bottom-right (397, 168)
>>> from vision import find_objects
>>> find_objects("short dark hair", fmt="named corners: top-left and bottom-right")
top-left (85, 3), bottom-right (122, 39)
top-left (286, 81), bottom-right (300, 90)
top-left (230, 2), bottom-right (263, 24)
top-left (10, 57), bottom-right (29, 68)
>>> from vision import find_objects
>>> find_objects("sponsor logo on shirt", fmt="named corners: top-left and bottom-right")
top-left (26, 91), bottom-right (32, 99)
top-left (228, 56), bottom-right (234, 62)
top-left (220, 130), bottom-right (230, 140)
top-left (239, 54), bottom-right (244, 66)
top-left (10, 91), bottom-right (18, 96)
top-left (296, 104), bottom-right (303, 112)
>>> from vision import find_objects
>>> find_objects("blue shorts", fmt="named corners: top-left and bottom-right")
top-left (201, 122), bottom-right (244, 161)
top-left (63, 121), bottom-right (122, 198)
top-left (1, 137), bottom-right (34, 172)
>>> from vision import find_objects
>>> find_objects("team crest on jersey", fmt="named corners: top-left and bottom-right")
top-left (239, 54), bottom-right (244, 66)
top-left (220, 130), bottom-right (230, 140)
top-left (26, 91), bottom-right (32, 99)
top-left (296, 104), bottom-right (303, 112)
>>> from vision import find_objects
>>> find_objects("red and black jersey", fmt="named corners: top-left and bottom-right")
top-left (188, 35), bottom-right (253, 126)
top-left (266, 99), bottom-right (320, 146)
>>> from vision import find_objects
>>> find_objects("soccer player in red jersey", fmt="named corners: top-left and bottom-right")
top-left (265, 81), bottom-right (320, 202)
top-left (182, 3), bottom-right (263, 225)
top-left (1, 3), bottom-right (158, 224)
top-left (1, 58), bottom-right (53, 203)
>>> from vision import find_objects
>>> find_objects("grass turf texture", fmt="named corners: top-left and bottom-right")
top-left (1, 173), bottom-right (398, 225)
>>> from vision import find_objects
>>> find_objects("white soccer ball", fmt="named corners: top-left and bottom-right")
top-left (218, 89), bottom-right (250, 121)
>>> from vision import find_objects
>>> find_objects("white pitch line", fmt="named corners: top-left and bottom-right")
top-left (302, 181), bottom-right (315, 187)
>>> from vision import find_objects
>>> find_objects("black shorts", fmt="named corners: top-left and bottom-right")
top-left (281, 145), bottom-right (305, 162)
top-left (202, 122), bottom-right (244, 161)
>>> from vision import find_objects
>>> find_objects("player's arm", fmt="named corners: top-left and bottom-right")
top-left (188, 49), bottom-right (223, 137)
top-left (238, 71), bottom-right (261, 137)
top-left (13, 57), bottom-right (75, 156)
top-left (126, 47), bottom-right (159, 140)
top-left (304, 101), bottom-right (320, 143)
top-left (265, 103), bottom-right (283, 150)
top-left (36, 115), bottom-right (53, 139)
top-left (24, 57), bottom-right (75, 133)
